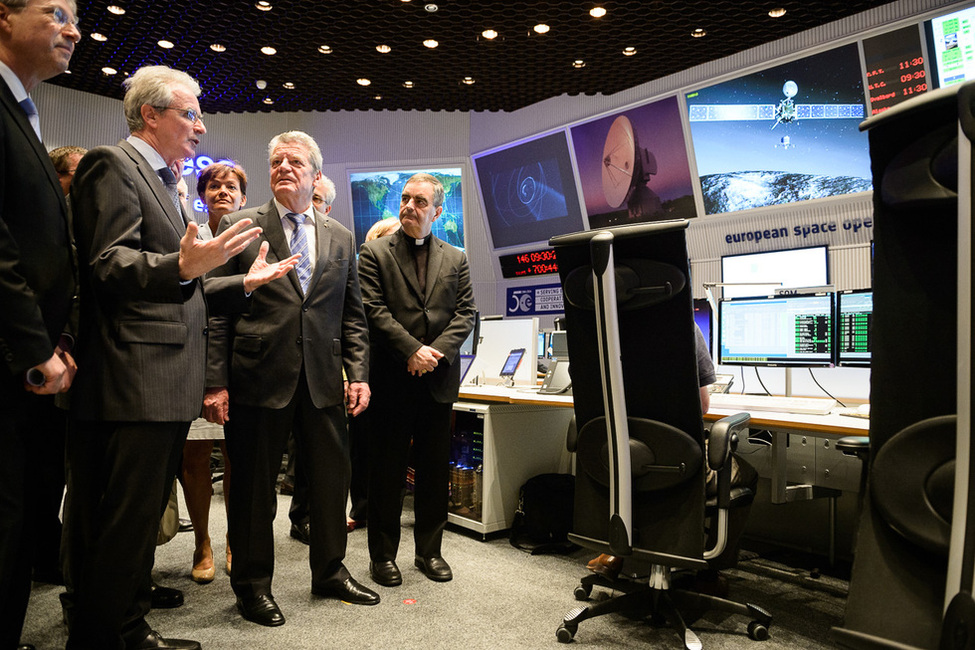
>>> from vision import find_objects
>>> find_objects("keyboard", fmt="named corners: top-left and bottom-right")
top-left (709, 392), bottom-right (837, 415)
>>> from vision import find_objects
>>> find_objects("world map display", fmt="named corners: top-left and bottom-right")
top-left (349, 168), bottom-right (465, 250)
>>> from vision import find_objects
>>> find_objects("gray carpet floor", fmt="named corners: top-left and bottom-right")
top-left (23, 489), bottom-right (849, 649)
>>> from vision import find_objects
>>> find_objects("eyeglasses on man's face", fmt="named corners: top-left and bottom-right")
top-left (153, 106), bottom-right (204, 125)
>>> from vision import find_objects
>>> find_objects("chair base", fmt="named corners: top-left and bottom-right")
top-left (556, 567), bottom-right (772, 649)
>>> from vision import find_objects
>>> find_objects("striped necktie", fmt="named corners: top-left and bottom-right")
top-left (286, 212), bottom-right (312, 294)
top-left (157, 166), bottom-right (181, 212)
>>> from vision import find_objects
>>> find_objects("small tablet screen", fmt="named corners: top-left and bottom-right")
top-left (500, 348), bottom-right (526, 377)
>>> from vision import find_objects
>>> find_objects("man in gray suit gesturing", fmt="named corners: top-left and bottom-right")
top-left (65, 66), bottom-right (298, 650)
top-left (358, 173), bottom-right (476, 588)
top-left (206, 131), bottom-right (378, 628)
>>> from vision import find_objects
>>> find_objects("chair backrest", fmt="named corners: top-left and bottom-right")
top-left (551, 221), bottom-right (707, 567)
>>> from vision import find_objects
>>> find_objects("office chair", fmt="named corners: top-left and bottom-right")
top-left (549, 222), bottom-right (771, 649)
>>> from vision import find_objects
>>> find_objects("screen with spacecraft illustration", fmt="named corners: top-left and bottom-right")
top-left (472, 131), bottom-right (585, 251)
top-left (685, 42), bottom-right (872, 215)
top-left (569, 95), bottom-right (697, 229)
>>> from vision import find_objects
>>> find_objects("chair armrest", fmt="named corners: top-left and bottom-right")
top-left (707, 412), bottom-right (751, 472)
top-left (836, 435), bottom-right (870, 459)
top-left (565, 415), bottom-right (579, 453)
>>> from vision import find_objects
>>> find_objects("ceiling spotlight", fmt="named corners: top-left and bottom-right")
top-left (768, 7), bottom-right (787, 18)
top-left (376, 44), bottom-right (392, 53)
top-left (255, 1), bottom-right (272, 10)
top-left (461, 76), bottom-right (475, 85)
top-left (357, 78), bottom-right (371, 86)
top-left (210, 43), bottom-right (226, 52)
top-left (691, 28), bottom-right (706, 37)
top-left (423, 39), bottom-right (439, 48)
top-left (374, 94), bottom-right (383, 100)
top-left (572, 59), bottom-right (586, 68)
top-left (101, 66), bottom-right (117, 75)
top-left (533, 24), bottom-right (550, 34)
top-left (318, 44), bottom-right (332, 54)
top-left (157, 40), bottom-right (174, 49)
top-left (263, 97), bottom-right (274, 104)
top-left (261, 46), bottom-right (276, 55)
top-left (622, 46), bottom-right (637, 56)
top-left (255, 79), bottom-right (267, 89)
top-left (403, 80), bottom-right (415, 88)
top-left (282, 82), bottom-right (295, 89)
top-left (425, 3), bottom-right (438, 12)
top-left (91, 32), bottom-right (107, 41)
top-left (590, 7), bottom-right (606, 18)
top-left (481, 29), bottom-right (498, 40)
top-left (107, 5), bottom-right (126, 14)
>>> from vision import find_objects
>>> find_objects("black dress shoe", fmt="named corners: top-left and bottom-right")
top-left (129, 630), bottom-right (201, 649)
top-left (236, 594), bottom-right (285, 627)
top-left (150, 581), bottom-right (184, 609)
top-left (369, 559), bottom-right (402, 586)
top-left (289, 521), bottom-right (311, 545)
top-left (415, 556), bottom-right (453, 582)
top-left (312, 577), bottom-right (380, 605)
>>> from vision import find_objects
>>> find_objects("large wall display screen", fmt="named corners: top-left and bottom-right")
top-left (926, 5), bottom-right (975, 88)
top-left (686, 43), bottom-right (872, 215)
top-left (473, 132), bottom-right (585, 251)
top-left (569, 96), bottom-right (698, 229)
top-left (348, 167), bottom-right (465, 250)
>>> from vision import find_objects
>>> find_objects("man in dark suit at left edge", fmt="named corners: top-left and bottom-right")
top-left (0, 2), bottom-right (80, 649)
top-left (63, 65), bottom-right (299, 650)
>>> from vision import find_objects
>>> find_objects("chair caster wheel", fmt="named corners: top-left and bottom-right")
top-left (574, 584), bottom-right (591, 601)
top-left (748, 620), bottom-right (770, 641)
top-left (557, 623), bottom-right (577, 643)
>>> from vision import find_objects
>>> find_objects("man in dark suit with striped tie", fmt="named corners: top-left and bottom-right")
top-left (205, 131), bottom-right (379, 628)
top-left (65, 65), bottom-right (298, 650)
top-left (0, 2), bottom-right (80, 648)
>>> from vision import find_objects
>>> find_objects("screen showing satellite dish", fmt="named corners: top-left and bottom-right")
top-left (925, 5), bottom-right (975, 88)
top-left (569, 95), bottom-right (697, 229)
top-left (473, 131), bottom-right (585, 250)
top-left (685, 43), bottom-right (872, 215)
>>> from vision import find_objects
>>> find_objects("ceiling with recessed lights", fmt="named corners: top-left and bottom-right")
top-left (54, 0), bottom-right (899, 113)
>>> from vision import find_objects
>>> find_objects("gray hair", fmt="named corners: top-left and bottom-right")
top-left (267, 131), bottom-right (323, 173)
top-left (406, 172), bottom-right (445, 208)
top-left (2, 0), bottom-right (78, 10)
top-left (122, 66), bottom-right (201, 133)
top-left (315, 175), bottom-right (336, 207)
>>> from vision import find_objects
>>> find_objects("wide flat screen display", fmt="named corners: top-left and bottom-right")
top-left (348, 167), bottom-right (465, 250)
top-left (686, 43), bottom-right (872, 215)
top-left (569, 96), bottom-right (697, 229)
top-left (926, 5), bottom-right (975, 88)
top-left (473, 131), bottom-right (585, 250)
top-left (862, 25), bottom-right (928, 115)
top-left (721, 245), bottom-right (828, 299)
top-left (719, 293), bottom-right (834, 367)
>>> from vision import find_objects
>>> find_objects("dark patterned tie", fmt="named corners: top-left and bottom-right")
top-left (157, 166), bottom-right (181, 212)
top-left (286, 212), bottom-right (312, 294)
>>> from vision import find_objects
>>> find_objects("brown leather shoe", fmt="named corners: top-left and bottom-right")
top-left (586, 554), bottom-right (623, 578)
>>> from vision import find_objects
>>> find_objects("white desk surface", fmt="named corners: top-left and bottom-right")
top-left (459, 385), bottom-right (867, 438)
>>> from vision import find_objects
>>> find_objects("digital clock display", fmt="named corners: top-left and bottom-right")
top-left (863, 26), bottom-right (928, 116)
top-left (498, 248), bottom-right (559, 279)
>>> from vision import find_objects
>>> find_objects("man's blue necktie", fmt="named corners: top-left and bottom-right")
top-left (286, 212), bottom-right (312, 294)
top-left (18, 96), bottom-right (41, 141)
top-left (157, 167), bottom-right (181, 212)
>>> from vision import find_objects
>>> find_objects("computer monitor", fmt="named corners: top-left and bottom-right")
top-left (460, 311), bottom-right (481, 356)
top-left (500, 348), bottom-right (526, 378)
top-left (549, 330), bottom-right (569, 360)
top-left (719, 293), bottom-right (834, 367)
top-left (693, 298), bottom-right (712, 353)
top-left (836, 289), bottom-right (872, 367)
top-left (537, 331), bottom-right (549, 357)
top-left (721, 245), bottom-right (829, 299)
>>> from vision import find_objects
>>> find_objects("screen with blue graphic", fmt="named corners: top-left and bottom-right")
top-left (473, 131), bottom-right (585, 250)
top-left (348, 167), bottom-right (464, 250)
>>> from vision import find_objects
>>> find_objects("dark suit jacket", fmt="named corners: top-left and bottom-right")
top-left (0, 81), bottom-right (74, 383)
top-left (70, 140), bottom-right (246, 422)
top-left (357, 228), bottom-right (475, 403)
top-left (206, 200), bottom-right (369, 410)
